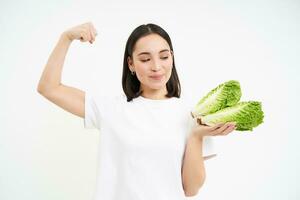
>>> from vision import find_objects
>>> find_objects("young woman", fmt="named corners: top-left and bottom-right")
top-left (37, 22), bottom-right (236, 200)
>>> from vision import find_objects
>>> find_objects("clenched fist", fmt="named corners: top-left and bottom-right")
top-left (63, 22), bottom-right (98, 44)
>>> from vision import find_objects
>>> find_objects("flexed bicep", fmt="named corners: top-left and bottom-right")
top-left (39, 84), bottom-right (85, 118)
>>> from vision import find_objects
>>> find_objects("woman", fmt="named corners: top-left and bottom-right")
top-left (37, 22), bottom-right (236, 199)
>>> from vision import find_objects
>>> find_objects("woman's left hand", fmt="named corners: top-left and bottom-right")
top-left (190, 120), bottom-right (236, 139)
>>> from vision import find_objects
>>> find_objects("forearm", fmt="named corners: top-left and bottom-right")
top-left (37, 32), bottom-right (72, 93)
top-left (182, 134), bottom-right (206, 196)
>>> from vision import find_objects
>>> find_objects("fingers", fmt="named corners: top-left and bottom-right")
top-left (89, 31), bottom-right (94, 44)
top-left (218, 122), bottom-right (232, 133)
top-left (191, 120), bottom-right (236, 138)
top-left (210, 123), bottom-right (225, 131)
top-left (90, 23), bottom-right (98, 44)
top-left (79, 31), bottom-right (88, 42)
top-left (212, 122), bottom-right (236, 136)
top-left (219, 124), bottom-right (236, 135)
top-left (77, 22), bottom-right (97, 44)
top-left (89, 26), bottom-right (97, 44)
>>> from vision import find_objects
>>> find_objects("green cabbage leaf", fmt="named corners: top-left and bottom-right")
top-left (198, 101), bottom-right (264, 131)
top-left (191, 80), bottom-right (241, 118)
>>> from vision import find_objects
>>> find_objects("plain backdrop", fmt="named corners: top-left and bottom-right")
top-left (0, 0), bottom-right (299, 200)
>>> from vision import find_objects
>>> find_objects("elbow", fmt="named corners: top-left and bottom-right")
top-left (184, 189), bottom-right (199, 197)
top-left (37, 83), bottom-right (46, 94)
top-left (37, 86), bottom-right (43, 94)
top-left (183, 176), bottom-right (206, 197)
top-left (37, 87), bottom-right (48, 96)
top-left (37, 84), bottom-right (58, 95)
top-left (184, 182), bottom-right (203, 197)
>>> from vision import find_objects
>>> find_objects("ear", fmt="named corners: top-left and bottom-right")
top-left (170, 50), bottom-right (174, 56)
top-left (127, 56), bottom-right (134, 71)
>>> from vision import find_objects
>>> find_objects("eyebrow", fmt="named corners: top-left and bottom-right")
top-left (137, 49), bottom-right (170, 56)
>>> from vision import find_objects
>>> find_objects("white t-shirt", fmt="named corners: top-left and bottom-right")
top-left (84, 90), bottom-right (217, 200)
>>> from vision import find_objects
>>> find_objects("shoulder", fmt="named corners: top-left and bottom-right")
top-left (85, 90), bottom-right (127, 108)
top-left (179, 93), bottom-right (196, 110)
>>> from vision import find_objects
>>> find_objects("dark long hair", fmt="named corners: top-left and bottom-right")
top-left (122, 23), bottom-right (181, 102)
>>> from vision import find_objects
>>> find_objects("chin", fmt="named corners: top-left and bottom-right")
top-left (144, 76), bottom-right (169, 89)
top-left (148, 82), bottom-right (167, 90)
top-left (150, 86), bottom-right (164, 90)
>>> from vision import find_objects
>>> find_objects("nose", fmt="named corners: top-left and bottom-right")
top-left (151, 58), bottom-right (161, 71)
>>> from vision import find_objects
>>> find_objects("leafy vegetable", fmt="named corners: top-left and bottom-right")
top-left (191, 80), bottom-right (241, 118)
top-left (197, 101), bottom-right (264, 131)
top-left (191, 80), bottom-right (264, 131)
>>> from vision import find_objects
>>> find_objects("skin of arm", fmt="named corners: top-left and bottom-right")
top-left (181, 119), bottom-right (235, 196)
top-left (181, 134), bottom-right (207, 197)
top-left (36, 32), bottom-right (86, 118)
top-left (37, 32), bottom-right (72, 93)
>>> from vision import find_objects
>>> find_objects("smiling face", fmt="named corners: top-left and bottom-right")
top-left (127, 33), bottom-right (174, 98)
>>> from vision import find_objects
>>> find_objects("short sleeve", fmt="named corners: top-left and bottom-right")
top-left (84, 90), bottom-right (102, 130)
top-left (202, 136), bottom-right (217, 157)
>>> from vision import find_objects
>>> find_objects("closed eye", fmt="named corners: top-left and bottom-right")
top-left (141, 57), bottom-right (169, 62)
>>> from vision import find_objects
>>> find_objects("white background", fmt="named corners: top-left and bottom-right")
top-left (0, 0), bottom-right (299, 199)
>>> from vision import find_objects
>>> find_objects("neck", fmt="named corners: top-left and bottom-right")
top-left (140, 87), bottom-right (169, 100)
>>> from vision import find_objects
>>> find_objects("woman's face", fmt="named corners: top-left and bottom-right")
top-left (128, 33), bottom-right (173, 93)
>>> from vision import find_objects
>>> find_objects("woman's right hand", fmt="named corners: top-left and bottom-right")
top-left (63, 22), bottom-right (98, 44)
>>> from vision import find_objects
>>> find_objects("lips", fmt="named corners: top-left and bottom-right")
top-left (150, 75), bottom-right (163, 78)
top-left (149, 75), bottom-right (163, 80)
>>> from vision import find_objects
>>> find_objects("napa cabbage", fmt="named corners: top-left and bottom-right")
top-left (191, 80), bottom-right (264, 131)
top-left (191, 80), bottom-right (241, 118)
top-left (197, 101), bottom-right (264, 131)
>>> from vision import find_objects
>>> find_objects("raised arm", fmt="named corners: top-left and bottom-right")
top-left (37, 22), bottom-right (98, 118)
